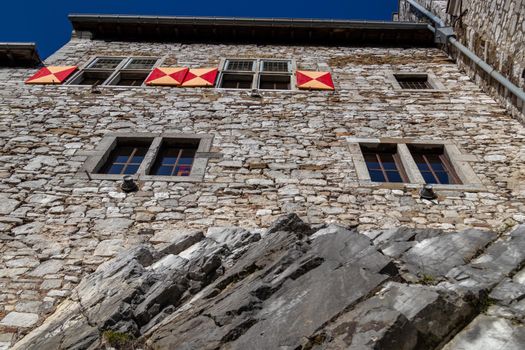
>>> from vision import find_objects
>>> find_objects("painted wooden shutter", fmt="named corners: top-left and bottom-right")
top-left (296, 71), bottom-right (335, 91)
top-left (145, 67), bottom-right (189, 86)
top-left (25, 66), bottom-right (78, 84)
top-left (181, 68), bottom-right (218, 87)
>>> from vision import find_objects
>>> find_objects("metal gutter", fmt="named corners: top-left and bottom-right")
top-left (408, 0), bottom-right (525, 109)
top-left (68, 14), bottom-right (430, 31)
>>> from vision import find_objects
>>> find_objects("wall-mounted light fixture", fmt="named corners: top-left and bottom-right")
top-left (121, 175), bottom-right (138, 193)
top-left (419, 184), bottom-right (437, 200)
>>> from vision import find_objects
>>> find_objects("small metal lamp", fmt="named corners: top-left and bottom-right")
top-left (419, 184), bottom-right (437, 200)
top-left (121, 175), bottom-right (138, 193)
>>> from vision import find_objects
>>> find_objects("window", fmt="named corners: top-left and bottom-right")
top-left (395, 75), bottom-right (432, 89)
top-left (98, 140), bottom-right (150, 175)
top-left (408, 145), bottom-right (461, 185)
top-left (389, 72), bottom-right (446, 91)
top-left (149, 140), bottom-right (198, 176)
top-left (220, 73), bottom-right (253, 89)
top-left (218, 58), bottom-right (293, 90)
top-left (259, 75), bottom-right (291, 90)
top-left (82, 133), bottom-right (214, 182)
top-left (347, 137), bottom-right (483, 191)
top-left (67, 57), bottom-right (159, 87)
top-left (360, 144), bottom-right (408, 183)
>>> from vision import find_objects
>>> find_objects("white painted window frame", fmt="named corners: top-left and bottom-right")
top-left (65, 56), bottom-right (163, 87)
top-left (216, 58), bottom-right (297, 91)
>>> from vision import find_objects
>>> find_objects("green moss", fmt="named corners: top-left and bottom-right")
top-left (420, 274), bottom-right (437, 285)
top-left (102, 331), bottom-right (135, 349)
top-left (478, 296), bottom-right (497, 313)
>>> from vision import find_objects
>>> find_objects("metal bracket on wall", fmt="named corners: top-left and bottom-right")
top-left (435, 27), bottom-right (455, 44)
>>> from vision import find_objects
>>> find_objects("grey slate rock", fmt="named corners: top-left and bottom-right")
top-left (442, 315), bottom-right (525, 350)
top-left (11, 221), bottom-right (525, 350)
top-left (401, 229), bottom-right (497, 277)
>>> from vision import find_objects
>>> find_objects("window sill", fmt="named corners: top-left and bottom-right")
top-left (356, 181), bottom-right (485, 192)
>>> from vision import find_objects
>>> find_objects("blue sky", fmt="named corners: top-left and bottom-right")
top-left (0, 0), bottom-right (398, 59)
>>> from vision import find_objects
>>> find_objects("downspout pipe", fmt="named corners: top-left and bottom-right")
top-left (407, 0), bottom-right (525, 108)
top-left (406, 0), bottom-right (446, 27)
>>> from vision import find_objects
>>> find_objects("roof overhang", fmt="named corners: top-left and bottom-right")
top-left (69, 15), bottom-right (435, 47)
top-left (0, 43), bottom-right (41, 67)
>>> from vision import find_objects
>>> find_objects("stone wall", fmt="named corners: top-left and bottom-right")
top-left (1, 37), bottom-right (525, 340)
top-left (398, 0), bottom-right (525, 122)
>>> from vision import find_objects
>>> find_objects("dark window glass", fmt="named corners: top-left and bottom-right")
top-left (395, 75), bottom-right (432, 89)
top-left (112, 73), bottom-right (148, 86)
top-left (99, 142), bottom-right (150, 175)
top-left (259, 75), bottom-right (291, 90)
top-left (221, 74), bottom-right (253, 89)
top-left (226, 60), bottom-right (254, 71)
top-left (116, 77), bottom-right (145, 86)
top-left (90, 58), bottom-right (124, 69)
top-left (409, 146), bottom-right (461, 184)
top-left (262, 61), bottom-right (289, 72)
top-left (77, 72), bottom-right (111, 86)
top-left (150, 142), bottom-right (198, 176)
top-left (361, 145), bottom-right (407, 183)
top-left (125, 58), bottom-right (157, 70)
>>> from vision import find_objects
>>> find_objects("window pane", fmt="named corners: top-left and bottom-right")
top-left (175, 166), bottom-right (192, 176)
top-left (226, 60), bottom-right (254, 71)
top-left (386, 171), bottom-right (403, 183)
top-left (149, 142), bottom-right (197, 176)
top-left (77, 72), bottom-right (111, 86)
top-left (369, 170), bottom-right (386, 182)
top-left (116, 78), bottom-right (145, 86)
top-left (395, 75), bottom-right (431, 89)
top-left (124, 164), bottom-right (140, 175)
top-left (131, 155), bottom-right (145, 164)
top-left (178, 157), bottom-right (194, 165)
top-left (90, 58), bottom-right (123, 69)
top-left (435, 172), bottom-right (450, 184)
top-left (422, 172), bottom-right (438, 184)
top-left (221, 74), bottom-right (253, 89)
top-left (99, 142), bottom-right (150, 175)
top-left (115, 155), bottom-right (129, 163)
top-left (259, 75), bottom-right (290, 90)
top-left (262, 61), bottom-right (289, 72)
top-left (107, 164), bottom-right (124, 174)
top-left (154, 165), bottom-right (173, 176)
top-left (366, 162), bottom-right (381, 170)
top-left (125, 58), bottom-right (157, 70)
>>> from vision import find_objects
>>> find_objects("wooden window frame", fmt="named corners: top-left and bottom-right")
top-left (360, 144), bottom-right (409, 183)
top-left (409, 144), bottom-right (462, 185)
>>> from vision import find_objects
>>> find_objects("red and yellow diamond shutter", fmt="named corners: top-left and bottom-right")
top-left (26, 66), bottom-right (78, 84)
top-left (296, 71), bottom-right (335, 91)
top-left (145, 67), bottom-right (189, 86)
top-left (181, 68), bottom-right (218, 87)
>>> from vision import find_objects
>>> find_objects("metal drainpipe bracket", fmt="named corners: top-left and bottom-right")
top-left (435, 26), bottom-right (455, 44)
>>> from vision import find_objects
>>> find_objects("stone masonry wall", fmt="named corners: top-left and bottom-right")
top-left (398, 0), bottom-right (525, 122)
top-left (1, 38), bottom-right (525, 339)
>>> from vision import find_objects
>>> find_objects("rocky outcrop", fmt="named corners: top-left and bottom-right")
top-left (11, 215), bottom-right (525, 349)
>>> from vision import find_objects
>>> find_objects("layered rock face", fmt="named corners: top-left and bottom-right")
top-left (11, 215), bottom-right (525, 349)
